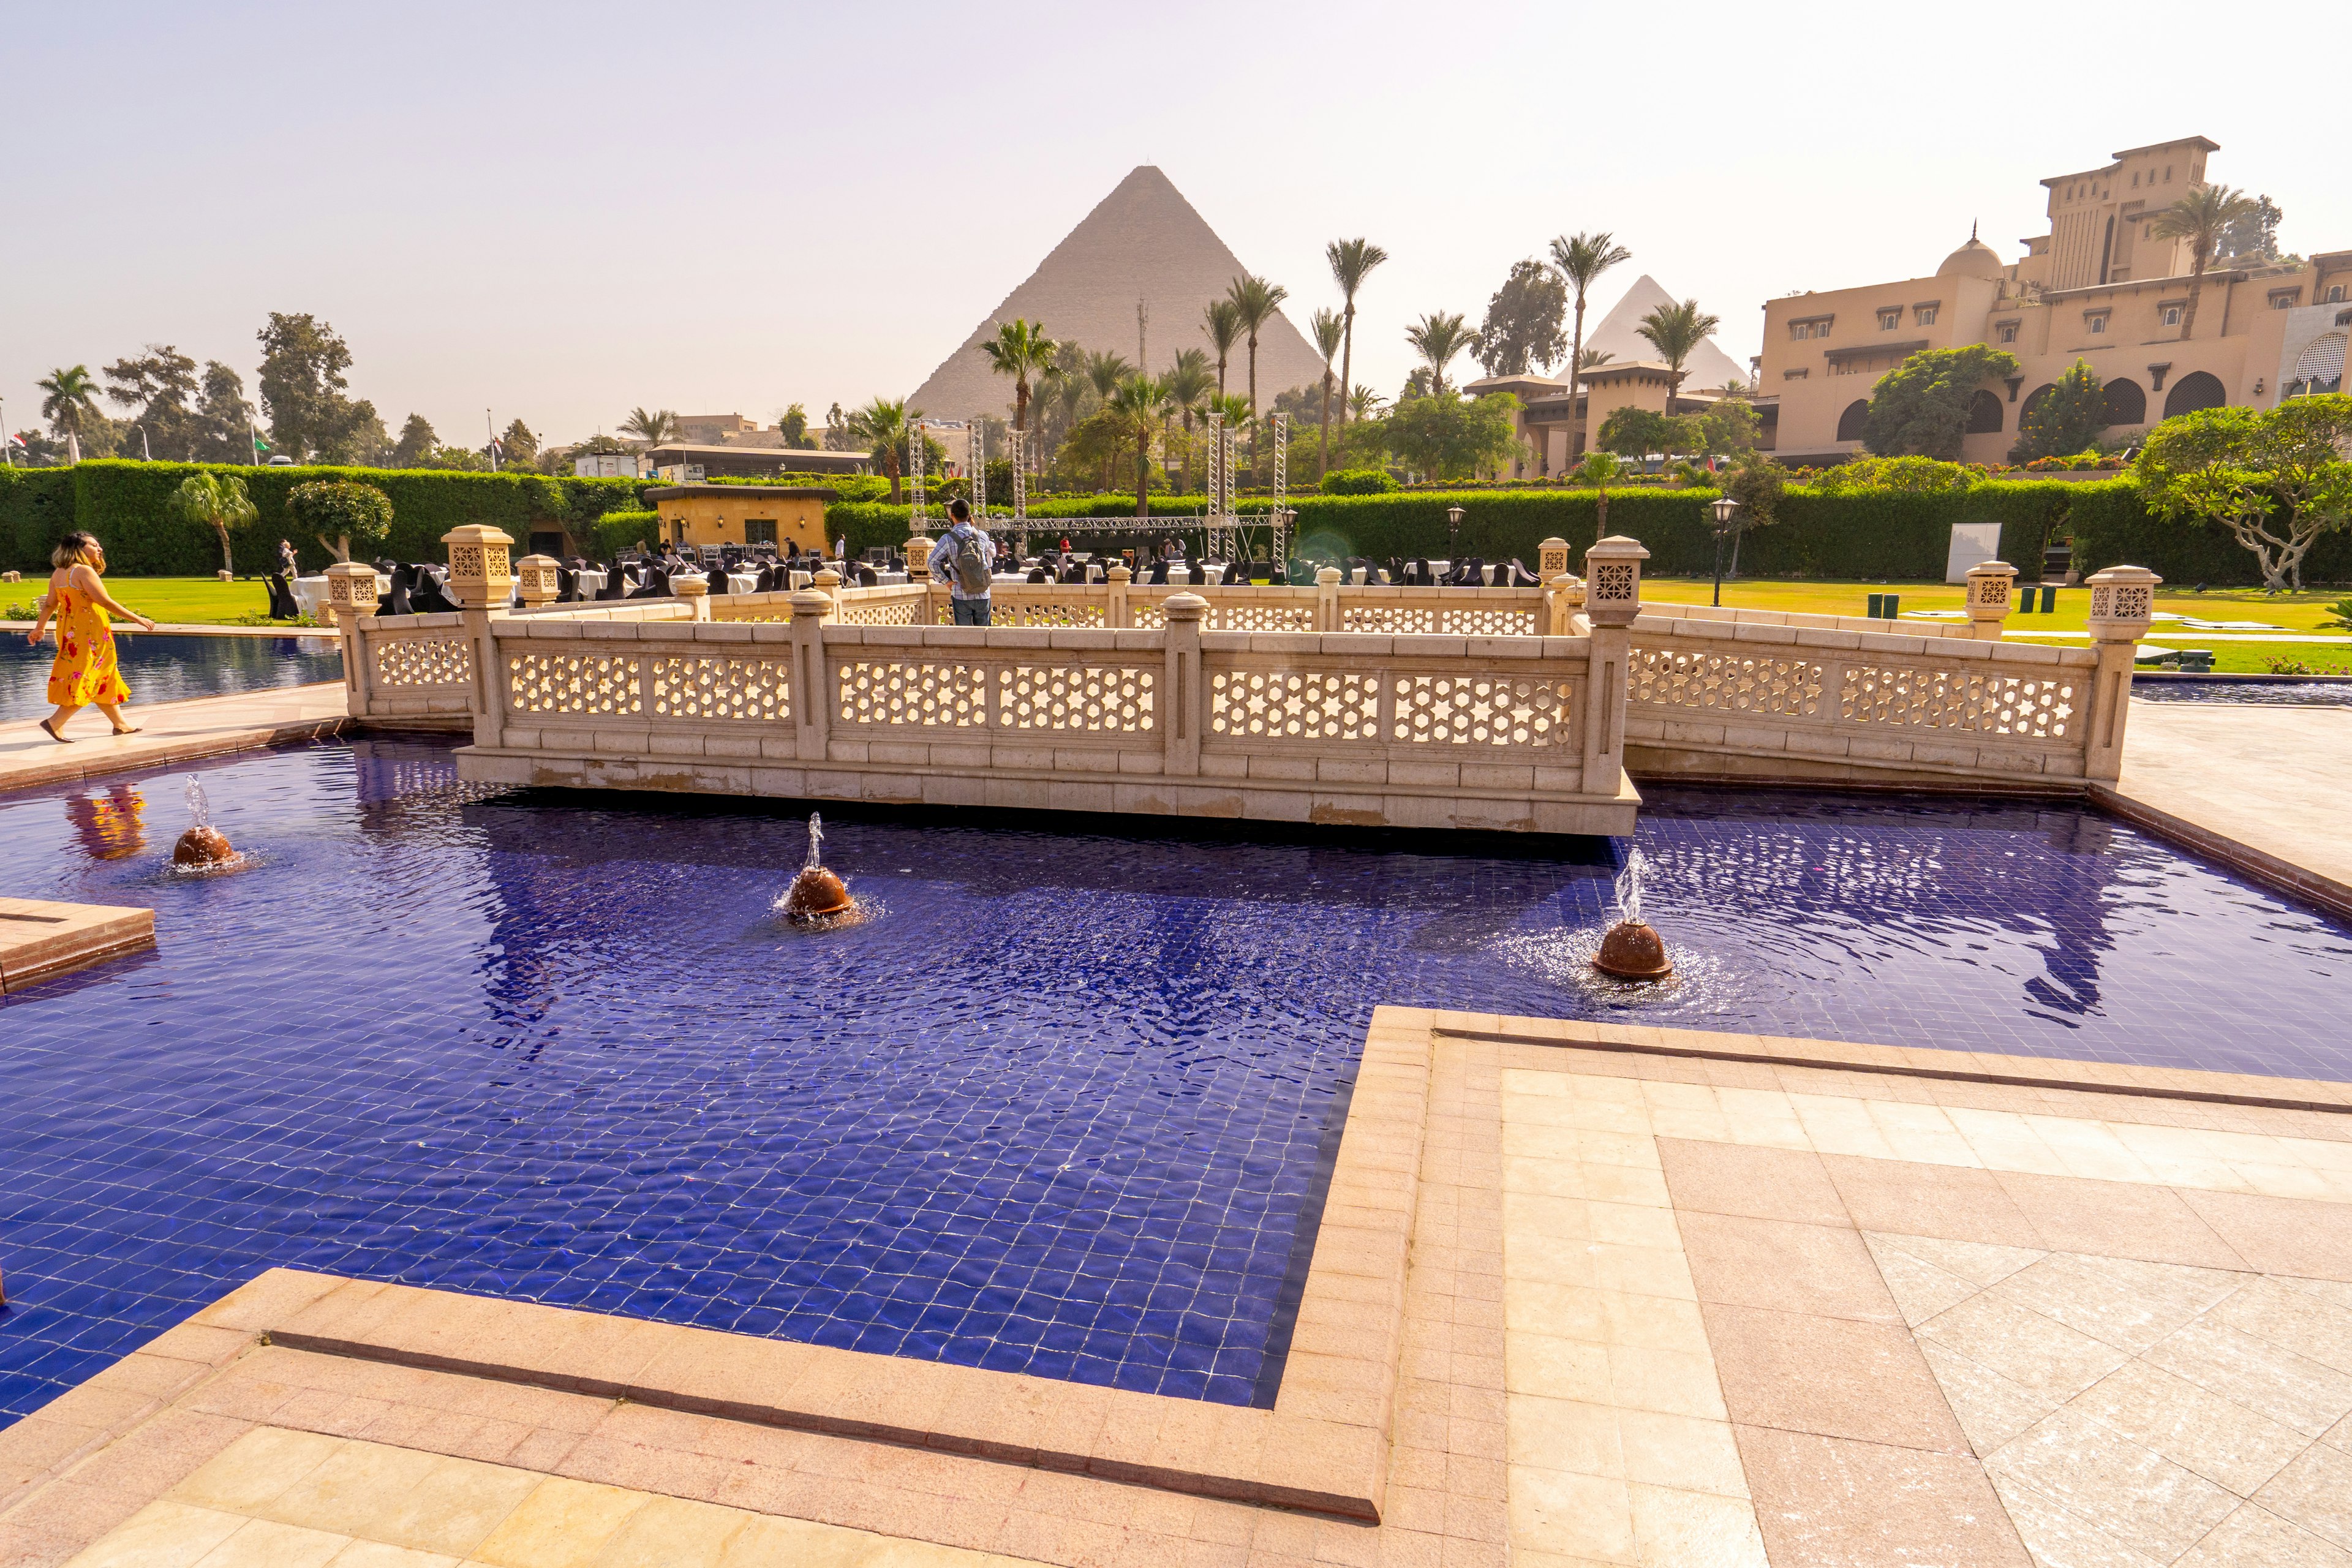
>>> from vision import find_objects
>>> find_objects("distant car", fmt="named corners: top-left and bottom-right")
top-left (266, 455), bottom-right (296, 466)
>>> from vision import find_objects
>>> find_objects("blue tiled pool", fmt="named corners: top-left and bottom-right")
top-left (1, 633), bottom-right (342, 723)
top-left (2, 739), bottom-right (2346, 1425)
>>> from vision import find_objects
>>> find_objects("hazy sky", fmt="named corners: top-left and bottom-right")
top-left (6, 1), bottom-right (2340, 454)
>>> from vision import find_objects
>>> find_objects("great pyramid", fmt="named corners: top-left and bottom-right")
top-left (1581, 273), bottom-right (1749, 391)
top-left (910, 167), bottom-right (1329, 421)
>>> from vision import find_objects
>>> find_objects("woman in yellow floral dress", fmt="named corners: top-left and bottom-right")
top-left (27, 531), bottom-right (156, 743)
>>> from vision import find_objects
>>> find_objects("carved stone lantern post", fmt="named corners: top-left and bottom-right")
top-left (2082, 565), bottom-right (2158, 782)
top-left (1964, 560), bottom-right (2019, 643)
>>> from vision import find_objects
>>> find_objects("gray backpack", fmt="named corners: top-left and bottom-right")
top-left (948, 529), bottom-right (991, 595)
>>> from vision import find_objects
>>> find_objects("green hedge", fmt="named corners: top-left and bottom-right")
top-left (2066, 480), bottom-right (2352, 586)
top-left (0, 461), bottom-right (654, 576)
top-left (590, 510), bottom-right (658, 557)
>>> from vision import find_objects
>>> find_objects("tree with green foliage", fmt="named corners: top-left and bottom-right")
top-left (1811, 454), bottom-right (1978, 492)
top-left (846, 398), bottom-right (918, 503)
top-left (1721, 457), bottom-right (1788, 574)
top-left (103, 344), bottom-right (203, 459)
top-left (1860, 344), bottom-right (2020, 459)
top-left (1200, 298), bottom-right (1242, 403)
top-left (1385, 392), bottom-right (1521, 480)
top-left (1548, 232), bottom-right (1631, 405)
top-left (1692, 394), bottom-right (1760, 459)
top-left (777, 403), bottom-right (810, 445)
top-left (1404, 311), bottom-right (1477, 398)
top-left (1226, 274), bottom-right (1289, 483)
top-left (2215, 194), bottom-right (2285, 265)
top-left (256, 312), bottom-right (385, 464)
top-left (1311, 307), bottom-right (1345, 478)
top-left (165, 471), bottom-right (259, 573)
top-left (1476, 259), bottom-right (1567, 375)
top-left (189, 361), bottom-right (255, 464)
top-left (391, 414), bottom-right (439, 468)
top-left (1596, 406), bottom-right (1689, 459)
top-left (1325, 238), bottom-right (1388, 440)
top-left (1163, 348), bottom-right (1215, 491)
top-left (2010, 359), bottom-right (2106, 463)
top-left (500, 420), bottom-right (537, 469)
top-left (1634, 298), bottom-right (1722, 412)
top-left (2135, 394), bottom-right (2352, 589)
top-left (1104, 375), bottom-right (1170, 518)
top-left (2147, 184), bottom-right (2258, 340)
top-left (620, 407), bottom-right (678, 445)
top-left (287, 479), bottom-right (393, 563)
top-left (980, 318), bottom-right (1062, 436)
top-left (38, 365), bottom-right (107, 455)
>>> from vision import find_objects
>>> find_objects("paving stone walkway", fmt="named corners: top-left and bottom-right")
top-left (0, 687), bottom-right (353, 797)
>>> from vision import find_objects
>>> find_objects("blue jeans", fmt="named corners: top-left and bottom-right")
top-left (952, 597), bottom-right (992, 626)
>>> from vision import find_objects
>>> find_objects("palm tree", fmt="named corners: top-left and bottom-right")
top-left (1404, 312), bottom-right (1477, 397)
top-left (1226, 274), bottom-right (1289, 483)
top-left (980, 318), bottom-right (1061, 436)
top-left (846, 398), bottom-right (918, 502)
top-left (1105, 375), bottom-right (1169, 518)
top-left (1634, 298), bottom-right (1722, 412)
top-left (1348, 385), bottom-right (1386, 423)
top-left (1201, 298), bottom-right (1243, 401)
top-left (1164, 349), bottom-right (1215, 491)
top-left (165, 471), bottom-right (258, 574)
top-left (1548, 231), bottom-right (1632, 408)
top-left (2147, 184), bottom-right (2260, 340)
top-left (1578, 347), bottom-right (1614, 371)
top-left (619, 407), bottom-right (679, 445)
top-left (38, 365), bottom-right (102, 450)
top-left (1325, 238), bottom-right (1389, 437)
top-left (1084, 350), bottom-right (1133, 407)
top-left (1310, 308), bottom-right (1345, 477)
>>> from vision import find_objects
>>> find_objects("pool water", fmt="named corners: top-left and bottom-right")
top-left (1, 633), bottom-right (342, 723)
top-left (1, 739), bottom-right (2346, 1426)
top-left (2133, 678), bottom-right (2352, 707)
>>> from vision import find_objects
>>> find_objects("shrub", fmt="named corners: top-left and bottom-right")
top-left (1321, 467), bottom-right (1400, 495)
top-left (286, 480), bottom-right (393, 563)
top-left (590, 510), bottom-right (658, 557)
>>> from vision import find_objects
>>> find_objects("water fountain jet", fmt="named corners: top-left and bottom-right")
top-left (778, 813), bottom-right (859, 924)
top-left (171, 777), bottom-right (239, 869)
top-left (1591, 847), bottom-right (1672, 980)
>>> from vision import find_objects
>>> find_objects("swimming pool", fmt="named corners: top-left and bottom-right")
top-left (1, 738), bottom-right (2345, 1425)
top-left (1, 633), bottom-right (342, 723)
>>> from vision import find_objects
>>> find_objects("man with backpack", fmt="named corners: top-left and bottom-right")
top-left (926, 498), bottom-right (996, 625)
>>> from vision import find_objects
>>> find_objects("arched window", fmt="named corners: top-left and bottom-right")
top-left (1966, 389), bottom-right (2004, 434)
top-left (2161, 369), bottom-right (2231, 415)
top-left (2101, 378), bottom-right (2147, 425)
top-left (2283, 338), bottom-right (2343, 399)
top-left (2021, 384), bottom-right (2057, 422)
top-left (1835, 400), bottom-right (1869, 442)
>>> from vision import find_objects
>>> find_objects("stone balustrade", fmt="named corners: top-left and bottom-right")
top-left (337, 526), bottom-right (2159, 815)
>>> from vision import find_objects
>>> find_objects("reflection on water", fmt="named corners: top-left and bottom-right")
top-left (63, 784), bottom-right (146, 859)
top-left (1, 633), bottom-right (341, 722)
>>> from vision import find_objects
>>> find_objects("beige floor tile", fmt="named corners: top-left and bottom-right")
top-left (1509, 1466), bottom-right (1635, 1563)
top-left (1605, 1344), bottom-right (1728, 1422)
top-left (1506, 1335), bottom-right (1611, 1401)
top-left (1505, 1193), bottom-right (1595, 1243)
top-left (1787, 1096), bottom-right (1898, 1161)
top-left (1624, 1483), bottom-right (1765, 1568)
top-left (2214, 1278), bottom-right (2352, 1376)
top-left (2147, 1317), bottom-right (2352, 1438)
top-left (1918, 1288), bottom-right (2132, 1400)
top-left (1732, 1425), bottom-right (2033, 1567)
top-left (1679, 1213), bottom-right (1901, 1324)
top-left (1581, 1201), bottom-right (1681, 1250)
top-left (1866, 1102), bottom-right (1981, 1169)
top-left (1986, 1408), bottom-right (2242, 1562)
top-left (170, 1428), bottom-right (348, 1514)
top-left (195, 1517), bottom-right (351, 1568)
top-left (1918, 1341), bottom-right (2064, 1457)
top-left (265, 1446), bottom-right (539, 1558)
top-left (1643, 1110), bottom-right (1732, 1144)
top-left (1986, 1471), bottom-right (2168, 1568)
top-left (2175, 1502), bottom-right (2352, 1568)
top-left (1505, 1285), bottom-right (1711, 1355)
top-left (586, 1494), bottom-right (750, 1567)
top-left (2021, 1117), bottom-right (2162, 1185)
top-left (1862, 1236), bottom-right (1981, 1327)
top-left (64, 1499), bottom-right (247, 1568)
top-left (470, 1477), bottom-right (649, 1567)
top-left (1866, 1231), bottom-right (2046, 1289)
top-left (2070, 1360), bottom-right (2310, 1496)
top-left (323, 1546), bottom-right (459, 1568)
top-left (1995, 1254), bottom-right (2245, 1355)
top-left (716, 1513), bottom-right (883, 1568)
top-left (2232, 1164), bottom-right (2342, 1202)
top-left (1614, 1412), bottom-right (1747, 1498)
top-left (1572, 1130), bottom-right (1663, 1170)
top-left (1946, 1109), bottom-right (2076, 1179)
top-left (1655, 1140), bottom-right (1846, 1228)
top-left (2254, 1442), bottom-right (2352, 1552)
top-left (1701, 1305), bottom-right (1966, 1453)
top-left (1507, 1396), bottom-right (1624, 1479)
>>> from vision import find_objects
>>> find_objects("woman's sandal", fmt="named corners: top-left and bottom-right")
top-left (39, 719), bottom-right (72, 744)
top-left (111, 725), bottom-right (144, 736)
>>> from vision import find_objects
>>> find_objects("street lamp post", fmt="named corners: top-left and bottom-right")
top-left (1446, 503), bottom-right (1464, 565)
top-left (1710, 494), bottom-right (1741, 608)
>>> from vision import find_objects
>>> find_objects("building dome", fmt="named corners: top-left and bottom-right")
top-left (1937, 228), bottom-right (2005, 280)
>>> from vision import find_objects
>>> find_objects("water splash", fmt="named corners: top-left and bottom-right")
top-left (1613, 846), bottom-right (1649, 927)
top-left (805, 812), bottom-right (824, 872)
top-left (184, 775), bottom-right (211, 830)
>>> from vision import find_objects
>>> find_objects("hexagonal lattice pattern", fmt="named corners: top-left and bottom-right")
top-left (1213, 603), bottom-right (1317, 633)
top-left (1211, 670), bottom-right (1379, 741)
top-left (1343, 604), bottom-right (1542, 636)
top-left (505, 652), bottom-right (643, 715)
top-left (650, 656), bottom-right (791, 722)
top-left (1839, 665), bottom-right (2077, 737)
top-left (1629, 649), bottom-right (1825, 717)
top-left (374, 638), bottom-right (472, 688)
top-left (835, 599), bottom-right (924, 627)
top-left (992, 600), bottom-right (1109, 628)
top-left (1126, 601), bottom-right (1169, 631)
top-left (998, 666), bottom-right (1154, 731)
top-left (837, 660), bottom-right (987, 727)
top-left (1392, 675), bottom-right (1575, 747)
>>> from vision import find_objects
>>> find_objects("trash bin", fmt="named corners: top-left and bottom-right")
top-left (2040, 584), bottom-right (2057, 613)
top-left (1882, 594), bottom-right (1901, 620)
top-left (1866, 592), bottom-right (1884, 619)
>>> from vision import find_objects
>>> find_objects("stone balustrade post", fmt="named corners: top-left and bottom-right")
top-left (1579, 535), bottom-right (1648, 794)
top-left (1546, 574), bottom-right (1586, 636)
top-left (906, 532), bottom-right (932, 582)
top-left (322, 561), bottom-right (379, 718)
top-left (788, 586), bottom-right (836, 762)
top-left (2082, 564), bottom-right (2158, 783)
top-left (1964, 560), bottom-right (2019, 643)
top-left (513, 554), bottom-right (562, 609)
top-left (1316, 567), bottom-right (1343, 633)
top-left (1162, 592), bottom-right (1207, 778)
top-left (672, 576), bottom-right (710, 622)
top-left (442, 524), bottom-right (515, 748)
top-left (1107, 565), bottom-right (1132, 630)
top-left (1538, 536), bottom-right (1573, 582)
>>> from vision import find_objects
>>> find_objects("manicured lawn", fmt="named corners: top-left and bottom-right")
top-left (0, 576), bottom-right (312, 627)
top-left (1643, 576), bottom-right (2349, 637)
